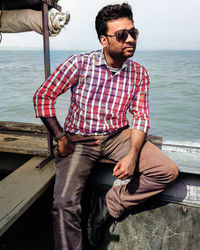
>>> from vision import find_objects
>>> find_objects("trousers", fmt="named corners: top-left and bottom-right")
top-left (52, 128), bottom-right (178, 250)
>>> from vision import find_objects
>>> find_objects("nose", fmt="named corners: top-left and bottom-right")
top-left (126, 32), bottom-right (135, 42)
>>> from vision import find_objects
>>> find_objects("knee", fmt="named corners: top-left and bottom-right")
top-left (169, 161), bottom-right (179, 182)
top-left (53, 197), bottom-right (81, 217)
top-left (162, 161), bottom-right (179, 183)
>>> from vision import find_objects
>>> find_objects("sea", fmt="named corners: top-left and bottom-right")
top-left (0, 49), bottom-right (199, 145)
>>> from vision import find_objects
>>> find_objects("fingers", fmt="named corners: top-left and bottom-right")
top-left (117, 173), bottom-right (129, 180)
top-left (113, 160), bottom-right (133, 179)
top-left (57, 141), bottom-right (75, 157)
top-left (68, 143), bottom-right (75, 154)
top-left (113, 162), bottom-right (121, 175)
top-left (57, 153), bottom-right (67, 158)
top-left (114, 169), bottom-right (130, 180)
top-left (113, 163), bottom-right (128, 179)
top-left (57, 148), bottom-right (69, 157)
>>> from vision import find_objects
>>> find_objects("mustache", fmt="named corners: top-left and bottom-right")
top-left (123, 42), bottom-right (136, 49)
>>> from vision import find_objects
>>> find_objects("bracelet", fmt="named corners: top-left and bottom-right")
top-left (55, 131), bottom-right (67, 142)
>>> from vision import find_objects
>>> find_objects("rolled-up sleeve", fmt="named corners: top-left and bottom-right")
top-left (129, 68), bottom-right (150, 134)
top-left (33, 55), bottom-right (79, 117)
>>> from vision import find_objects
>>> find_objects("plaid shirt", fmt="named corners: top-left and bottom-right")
top-left (33, 50), bottom-right (150, 135)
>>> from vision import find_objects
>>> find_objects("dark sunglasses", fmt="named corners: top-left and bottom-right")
top-left (105, 27), bottom-right (139, 42)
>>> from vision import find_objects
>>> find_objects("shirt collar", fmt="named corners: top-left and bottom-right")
top-left (94, 49), bottom-right (132, 70)
top-left (94, 49), bottom-right (107, 66)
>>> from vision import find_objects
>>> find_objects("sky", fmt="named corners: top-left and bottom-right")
top-left (1, 0), bottom-right (200, 50)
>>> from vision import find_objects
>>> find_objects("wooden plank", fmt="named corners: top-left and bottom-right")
top-left (162, 142), bottom-right (200, 153)
top-left (0, 121), bottom-right (47, 134)
top-left (146, 134), bottom-right (163, 145)
top-left (0, 156), bottom-right (55, 236)
top-left (0, 132), bottom-right (48, 156)
top-left (163, 150), bottom-right (200, 175)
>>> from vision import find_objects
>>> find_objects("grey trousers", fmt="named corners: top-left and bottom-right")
top-left (52, 128), bottom-right (178, 250)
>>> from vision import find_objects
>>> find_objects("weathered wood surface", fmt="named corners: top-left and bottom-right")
top-left (0, 156), bottom-right (55, 236)
top-left (0, 120), bottom-right (199, 172)
top-left (0, 132), bottom-right (48, 156)
top-left (0, 121), bottom-right (49, 156)
top-left (0, 121), bottom-right (47, 134)
top-left (0, 121), bottom-right (163, 158)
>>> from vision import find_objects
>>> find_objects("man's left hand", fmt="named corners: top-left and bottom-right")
top-left (113, 154), bottom-right (137, 180)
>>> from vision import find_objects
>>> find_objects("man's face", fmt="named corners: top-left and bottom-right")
top-left (101, 17), bottom-right (137, 61)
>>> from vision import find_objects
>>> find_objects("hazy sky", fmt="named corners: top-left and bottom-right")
top-left (1, 0), bottom-right (200, 50)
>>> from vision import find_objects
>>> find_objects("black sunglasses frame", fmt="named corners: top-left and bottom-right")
top-left (105, 27), bottom-right (139, 42)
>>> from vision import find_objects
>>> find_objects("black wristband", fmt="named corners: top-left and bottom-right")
top-left (55, 131), bottom-right (67, 142)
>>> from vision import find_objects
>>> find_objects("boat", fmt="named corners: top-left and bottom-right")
top-left (0, 1), bottom-right (200, 249)
top-left (0, 1), bottom-right (60, 249)
top-left (0, 120), bottom-right (200, 249)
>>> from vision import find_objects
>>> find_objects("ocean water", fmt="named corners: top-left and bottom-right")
top-left (0, 49), bottom-right (199, 144)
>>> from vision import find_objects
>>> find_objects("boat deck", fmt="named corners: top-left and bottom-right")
top-left (0, 121), bottom-right (199, 237)
top-left (0, 156), bottom-right (55, 236)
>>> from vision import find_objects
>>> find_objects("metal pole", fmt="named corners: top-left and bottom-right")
top-left (42, 3), bottom-right (51, 79)
top-left (37, 2), bottom-right (54, 169)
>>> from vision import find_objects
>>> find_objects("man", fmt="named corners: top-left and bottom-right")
top-left (33, 3), bottom-right (178, 250)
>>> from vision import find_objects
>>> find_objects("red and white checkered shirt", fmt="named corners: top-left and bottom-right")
top-left (33, 50), bottom-right (150, 135)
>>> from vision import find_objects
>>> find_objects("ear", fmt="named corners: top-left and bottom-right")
top-left (100, 35), bottom-right (108, 48)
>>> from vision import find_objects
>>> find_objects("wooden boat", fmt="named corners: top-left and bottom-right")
top-left (1, 1), bottom-right (200, 249)
top-left (0, 1), bottom-right (59, 248)
top-left (0, 121), bottom-right (200, 249)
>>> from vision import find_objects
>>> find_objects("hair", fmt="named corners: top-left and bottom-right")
top-left (95, 3), bottom-right (133, 40)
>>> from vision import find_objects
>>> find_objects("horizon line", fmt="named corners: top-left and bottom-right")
top-left (1, 47), bottom-right (200, 51)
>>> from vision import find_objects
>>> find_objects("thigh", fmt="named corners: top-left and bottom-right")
top-left (102, 129), bottom-right (176, 176)
top-left (54, 143), bottom-right (101, 203)
top-left (137, 141), bottom-right (177, 174)
top-left (102, 128), bottom-right (131, 162)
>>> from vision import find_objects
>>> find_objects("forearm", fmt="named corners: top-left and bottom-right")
top-left (41, 116), bottom-right (75, 157)
top-left (113, 129), bottom-right (146, 179)
top-left (41, 117), bottom-right (63, 137)
top-left (127, 129), bottom-right (146, 162)
top-left (129, 68), bottom-right (150, 134)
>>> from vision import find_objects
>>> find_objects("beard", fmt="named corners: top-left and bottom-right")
top-left (107, 42), bottom-right (136, 62)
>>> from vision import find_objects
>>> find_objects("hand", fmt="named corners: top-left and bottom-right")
top-left (57, 136), bottom-right (75, 157)
top-left (113, 154), bottom-right (137, 180)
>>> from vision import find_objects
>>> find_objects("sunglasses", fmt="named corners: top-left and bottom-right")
top-left (105, 27), bottom-right (139, 43)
